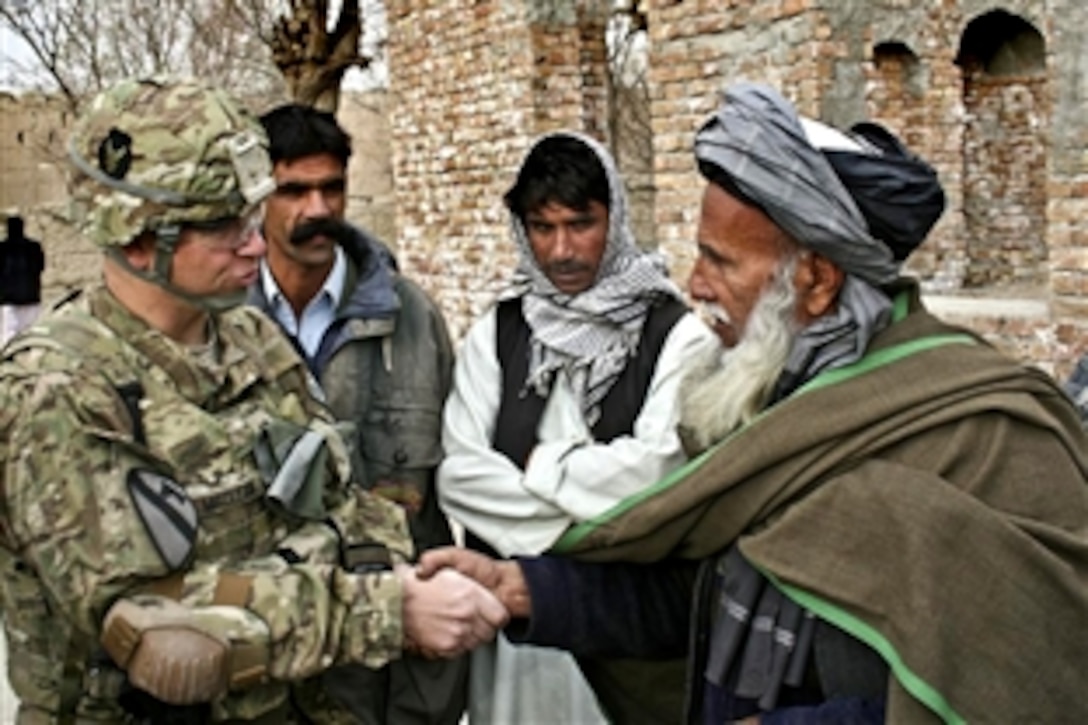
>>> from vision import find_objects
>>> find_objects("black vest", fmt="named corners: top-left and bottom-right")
top-left (464, 296), bottom-right (687, 557)
top-left (483, 295), bottom-right (693, 725)
top-left (492, 295), bottom-right (687, 466)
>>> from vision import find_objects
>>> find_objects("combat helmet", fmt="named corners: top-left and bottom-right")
top-left (67, 76), bottom-right (274, 309)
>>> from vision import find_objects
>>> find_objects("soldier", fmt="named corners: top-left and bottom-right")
top-left (0, 76), bottom-right (505, 723)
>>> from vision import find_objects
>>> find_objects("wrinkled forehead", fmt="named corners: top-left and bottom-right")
top-left (698, 182), bottom-right (795, 257)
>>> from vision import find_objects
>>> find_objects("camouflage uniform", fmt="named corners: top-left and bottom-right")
top-left (0, 77), bottom-right (414, 723)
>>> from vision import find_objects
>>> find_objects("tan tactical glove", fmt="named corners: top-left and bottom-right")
top-left (101, 594), bottom-right (269, 705)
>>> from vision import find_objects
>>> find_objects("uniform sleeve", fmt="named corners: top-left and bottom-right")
top-left (437, 309), bottom-right (568, 556)
top-left (520, 313), bottom-right (718, 522)
top-left (0, 350), bottom-right (406, 682)
top-left (179, 509), bottom-right (406, 678)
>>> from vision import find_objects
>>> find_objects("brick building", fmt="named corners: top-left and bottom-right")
top-left (1, 1), bottom-right (1085, 376)
top-left (385, 0), bottom-right (1088, 376)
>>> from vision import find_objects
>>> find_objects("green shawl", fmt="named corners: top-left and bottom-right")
top-left (553, 293), bottom-right (1088, 723)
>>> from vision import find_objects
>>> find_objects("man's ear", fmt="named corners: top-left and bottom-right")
top-left (120, 232), bottom-right (157, 271)
top-left (797, 253), bottom-right (845, 319)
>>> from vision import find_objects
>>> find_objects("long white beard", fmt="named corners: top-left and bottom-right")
top-left (679, 262), bottom-right (799, 452)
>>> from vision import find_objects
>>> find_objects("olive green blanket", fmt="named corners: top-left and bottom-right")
top-left (554, 301), bottom-right (1088, 723)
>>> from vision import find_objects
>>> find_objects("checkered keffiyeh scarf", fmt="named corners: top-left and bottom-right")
top-left (500, 131), bottom-right (683, 425)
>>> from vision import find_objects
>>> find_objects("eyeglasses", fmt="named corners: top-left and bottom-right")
top-left (184, 204), bottom-right (265, 252)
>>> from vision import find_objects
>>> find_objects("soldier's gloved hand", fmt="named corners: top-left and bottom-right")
top-left (396, 564), bottom-right (508, 658)
top-left (101, 595), bottom-right (230, 705)
top-left (100, 594), bottom-right (269, 705)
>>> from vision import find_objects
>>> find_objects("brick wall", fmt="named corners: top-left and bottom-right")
top-left (0, 94), bottom-right (99, 302)
top-left (379, 0), bottom-right (1087, 375)
top-left (645, 0), bottom-right (821, 287)
top-left (386, 0), bottom-right (610, 340)
top-left (1046, 7), bottom-right (1088, 376)
top-left (635, 0), bottom-right (1087, 377)
top-left (339, 91), bottom-right (397, 246)
top-left (3, 1), bottom-right (1087, 378)
top-left (864, 31), bottom-right (966, 291)
top-left (962, 72), bottom-right (1048, 287)
top-left (0, 93), bottom-right (69, 213)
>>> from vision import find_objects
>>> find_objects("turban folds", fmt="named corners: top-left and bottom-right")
top-left (694, 82), bottom-right (945, 285)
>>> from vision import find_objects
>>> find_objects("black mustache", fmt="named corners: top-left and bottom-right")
top-left (543, 260), bottom-right (592, 277)
top-left (289, 217), bottom-right (352, 247)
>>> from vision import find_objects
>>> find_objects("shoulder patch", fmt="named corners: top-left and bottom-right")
top-left (126, 469), bottom-right (199, 571)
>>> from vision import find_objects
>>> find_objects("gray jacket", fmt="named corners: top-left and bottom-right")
top-left (249, 227), bottom-right (454, 549)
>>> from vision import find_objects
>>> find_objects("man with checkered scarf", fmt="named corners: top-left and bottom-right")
top-left (437, 132), bottom-right (716, 724)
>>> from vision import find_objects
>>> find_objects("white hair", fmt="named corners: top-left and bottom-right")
top-left (679, 253), bottom-right (800, 452)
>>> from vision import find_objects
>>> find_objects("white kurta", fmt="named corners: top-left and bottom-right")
top-left (438, 306), bottom-right (717, 724)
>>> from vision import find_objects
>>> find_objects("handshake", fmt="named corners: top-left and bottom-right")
top-left (99, 547), bottom-right (530, 705)
top-left (401, 546), bottom-right (530, 658)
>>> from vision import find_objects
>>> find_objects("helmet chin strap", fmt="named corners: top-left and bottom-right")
top-left (108, 225), bottom-right (247, 313)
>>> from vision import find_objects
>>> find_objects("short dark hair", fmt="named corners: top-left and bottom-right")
top-left (259, 104), bottom-right (352, 166)
top-left (504, 136), bottom-right (610, 221)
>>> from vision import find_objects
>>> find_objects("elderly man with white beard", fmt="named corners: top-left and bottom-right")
top-left (419, 81), bottom-right (1088, 725)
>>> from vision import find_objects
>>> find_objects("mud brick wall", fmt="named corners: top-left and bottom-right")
top-left (3, 1), bottom-right (1086, 377)
top-left (961, 73), bottom-right (1048, 287)
top-left (386, 0), bottom-right (609, 340)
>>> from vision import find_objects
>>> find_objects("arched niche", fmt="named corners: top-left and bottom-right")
top-left (873, 42), bottom-right (923, 97)
top-left (955, 9), bottom-right (1048, 288)
top-left (866, 40), bottom-right (943, 280)
top-left (956, 9), bottom-right (1046, 76)
top-left (867, 41), bottom-right (927, 152)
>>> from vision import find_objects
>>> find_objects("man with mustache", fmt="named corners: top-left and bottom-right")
top-left (437, 132), bottom-right (716, 724)
top-left (0, 77), bottom-right (505, 723)
top-left (423, 82), bottom-right (1088, 723)
top-left (245, 104), bottom-right (469, 725)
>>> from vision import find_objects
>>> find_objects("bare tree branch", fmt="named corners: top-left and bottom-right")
top-left (269, 0), bottom-right (373, 110)
top-left (0, 0), bottom-right (294, 110)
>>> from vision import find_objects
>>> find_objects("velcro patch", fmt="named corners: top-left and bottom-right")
top-left (127, 469), bottom-right (199, 571)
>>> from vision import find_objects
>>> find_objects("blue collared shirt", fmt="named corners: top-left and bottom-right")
top-left (259, 246), bottom-right (346, 359)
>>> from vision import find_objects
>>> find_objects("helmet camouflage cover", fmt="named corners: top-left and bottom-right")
top-left (68, 76), bottom-right (275, 247)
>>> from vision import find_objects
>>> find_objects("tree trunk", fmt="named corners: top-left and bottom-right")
top-left (271, 0), bottom-right (368, 112)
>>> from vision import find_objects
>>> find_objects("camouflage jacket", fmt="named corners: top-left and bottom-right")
top-left (0, 285), bottom-right (413, 723)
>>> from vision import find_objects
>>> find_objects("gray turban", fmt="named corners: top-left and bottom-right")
top-left (694, 82), bottom-right (945, 286)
